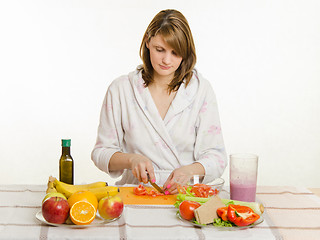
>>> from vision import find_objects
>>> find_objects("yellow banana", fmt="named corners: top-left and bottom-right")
top-left (53, 178), bottom-right (107, 190)
top-left (54, 179), bottom-right (75, 198)
top-left (46, 186), bottom-right (58, 193)
top-left (46, 176), bottom-right (58, 193)
top-left (53, 178), bottom-right (118, 199)
top-left (89, 186), bottom-right (119, 201)
top-left (81, 181), bottom-right (108, 189)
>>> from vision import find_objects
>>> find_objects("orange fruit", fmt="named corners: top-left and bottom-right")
top-left (70, 201), bottom-right (96, 225)
top-left (68, 191), bottom-right (98, 211)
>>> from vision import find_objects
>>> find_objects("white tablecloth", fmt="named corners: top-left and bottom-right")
top-left (1, 185), bottom-right (320, 240)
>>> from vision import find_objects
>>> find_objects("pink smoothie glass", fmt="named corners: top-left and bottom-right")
top-left (230, 153), bottom-right (258, 202)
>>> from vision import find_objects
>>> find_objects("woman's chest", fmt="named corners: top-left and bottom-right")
top-left (121, 100), bottom-right (198, 149)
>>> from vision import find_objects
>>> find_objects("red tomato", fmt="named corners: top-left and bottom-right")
top-left (179, 200), bottom-right (201, 221)
top-left (133, 184), bottom-right (147, 195)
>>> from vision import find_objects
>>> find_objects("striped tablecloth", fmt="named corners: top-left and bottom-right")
top-left (0, 185), bottom-right (320, 240)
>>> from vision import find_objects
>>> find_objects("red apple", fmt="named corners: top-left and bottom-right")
top-left (98, 195), bottom-right (123, 220)
top-left (42, 196), bottom-right (70, 224)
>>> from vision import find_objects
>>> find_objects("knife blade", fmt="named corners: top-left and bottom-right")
top-left (148, 174), bottom-right (165, 194)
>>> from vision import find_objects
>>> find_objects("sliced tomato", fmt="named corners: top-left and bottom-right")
top-left (133, 184), bottom-right (147, 195)
top-left (148, 190), bottom-right (157, 197)
top-left (190, 184), bottom-right (218, 198)
top-left (148, 189), bottom-right (165, 197)
top-left (191, 184), bottom-right (209, 198)
top-left (133, 185), bottom-right (165, 197)
top-left (208, 188), bottom-right (219, 196)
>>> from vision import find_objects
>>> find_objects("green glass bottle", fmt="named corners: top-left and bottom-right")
top-left (59, 139), bottom-right (74, 184)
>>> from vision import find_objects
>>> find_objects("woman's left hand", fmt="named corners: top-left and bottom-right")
top-left (163, 163), bottom-right (205, 194)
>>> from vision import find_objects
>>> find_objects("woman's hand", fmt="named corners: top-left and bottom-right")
top-left (129, 154), bottom-right (155, 184)
top-left (163, 163), bottom-right (205, 194)
top-left (109, 152), bottom-right (155, 184)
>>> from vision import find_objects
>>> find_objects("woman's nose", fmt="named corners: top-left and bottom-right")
top-left (162, 53), bottom-right (171, 65)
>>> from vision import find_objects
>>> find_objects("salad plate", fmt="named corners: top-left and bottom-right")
top-left (177, 212), bottom-right (264, 230)
top-left (36, 210), bottom-right (120, 228)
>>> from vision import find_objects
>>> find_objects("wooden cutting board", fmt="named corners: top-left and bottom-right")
top-left (119, 187), bottom-right (177, 205)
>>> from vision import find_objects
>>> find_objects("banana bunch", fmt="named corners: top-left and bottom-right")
top-left (46, 176), bottom-right (58, 193)
top-left (46, 176), bottom-right (119, 201)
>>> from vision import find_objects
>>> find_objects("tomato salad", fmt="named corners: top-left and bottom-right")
top-left (189, 184), bottom-right (219, 198)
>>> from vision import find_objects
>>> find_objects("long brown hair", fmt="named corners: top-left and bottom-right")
top-left (139, 9), bottom-right (197, 92)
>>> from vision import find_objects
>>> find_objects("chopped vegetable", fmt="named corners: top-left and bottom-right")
top-left (190, 184), bottom-right (218, 198)
top-left (179, 184), bottom-right (219, 198)
top-left (176, 194), bottom-right (209, 204)
top-left (133, 184), bottom-right (164, 197)
top-left (133, 184), bottom-right (148, 195)
top-left (221, 199), bottom-right (264, 216)
top-left (217, 204), bottom-right (260, 227)
top-left (216, 206), bottom-right (228, 221)
top-left (213, 218), bottom-right (233, 227)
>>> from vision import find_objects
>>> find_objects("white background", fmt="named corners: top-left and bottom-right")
top-left (1, 0), bottom-right (319, 187)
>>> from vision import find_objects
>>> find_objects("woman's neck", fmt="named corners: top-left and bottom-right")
top-left (151, 73), bottom-right (174, 93)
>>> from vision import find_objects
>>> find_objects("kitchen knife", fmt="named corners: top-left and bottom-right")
top-left (148, 174), bottom-right (165, 194)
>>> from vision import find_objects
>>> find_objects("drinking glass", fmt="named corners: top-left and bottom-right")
top-left (230, 153), bottom-right (258, 202)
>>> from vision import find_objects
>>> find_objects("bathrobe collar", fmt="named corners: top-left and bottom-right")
top-left (167, 70), bottom-right (199, 122)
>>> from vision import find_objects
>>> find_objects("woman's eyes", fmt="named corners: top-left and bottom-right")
top-left (155, 48), bottom-right (178, 56)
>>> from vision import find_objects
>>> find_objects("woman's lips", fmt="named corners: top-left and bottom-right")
top-left (160, 65), bottom-right (170, 70)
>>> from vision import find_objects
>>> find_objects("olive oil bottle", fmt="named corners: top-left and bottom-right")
top-left (59, 139), bottom-right (74, 184)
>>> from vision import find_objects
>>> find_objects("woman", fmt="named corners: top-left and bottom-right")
top-left (91, 9), bottom-right (227, 194)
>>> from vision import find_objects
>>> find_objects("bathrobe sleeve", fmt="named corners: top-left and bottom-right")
top-left (193, 80), bottom-right (227, 183)
top-left (91, 79), bottom-right (124, 178)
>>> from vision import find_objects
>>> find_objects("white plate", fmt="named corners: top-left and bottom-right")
top-left (177, 213), bottom-right (264, 230)
top-left (36, 210), bottom-right (120, 228)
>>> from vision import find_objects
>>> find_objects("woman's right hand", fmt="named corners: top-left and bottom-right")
top-left (129, 154), bottom-right (155, 184)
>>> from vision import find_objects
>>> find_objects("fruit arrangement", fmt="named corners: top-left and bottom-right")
top-left (41, 176), bottom-right (124, 226)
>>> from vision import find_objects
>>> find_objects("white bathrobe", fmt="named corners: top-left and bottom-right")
top-left (91, 67), bottom-right (227, 185)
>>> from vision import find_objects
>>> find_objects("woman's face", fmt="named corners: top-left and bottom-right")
top-left (147, 34), bottom-right (183, 82)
